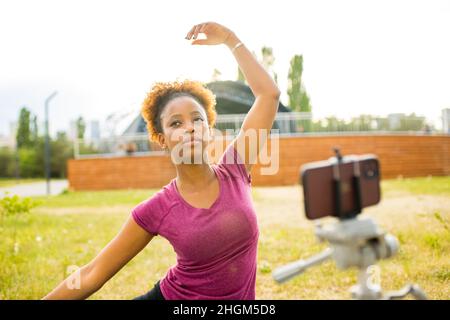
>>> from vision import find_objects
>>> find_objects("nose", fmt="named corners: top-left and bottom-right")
top-left (184, 121), bottom-right (195, 133)
top-left (184, 118), bottom-right (203, 133)
top-left (182, 120), bottom-right (204, 142)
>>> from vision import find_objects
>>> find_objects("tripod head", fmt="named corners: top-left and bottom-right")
top-left (272, 148), bottom-right (427, 300)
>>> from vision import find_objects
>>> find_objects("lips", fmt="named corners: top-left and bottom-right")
top-left (182, 136), bottom-right (203, 144)
top-left (183, 139), bottom-right (202, 146)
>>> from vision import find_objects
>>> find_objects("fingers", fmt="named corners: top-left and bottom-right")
top-left (186, 24), bottom-right (200, 40)
top-left (185, 25), bottom-right (196, 39)
top-left (192, 25), bottom-right (202, 40)
top-left (197, 23), bottom-right (207, 37)
top-left (185, 23), bottom-right (208, 40)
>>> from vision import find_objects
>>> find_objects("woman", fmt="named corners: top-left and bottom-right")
top-left (43, 21), bottom-right (280, 300)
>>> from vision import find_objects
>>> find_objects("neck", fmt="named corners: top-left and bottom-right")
top-left (175, 163), bottom-right (216, 191)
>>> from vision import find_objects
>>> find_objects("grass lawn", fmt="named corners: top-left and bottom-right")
top-left (1, 176), bottom-right (449, 299)
top-left (0, 178), bottom-right (45, 188)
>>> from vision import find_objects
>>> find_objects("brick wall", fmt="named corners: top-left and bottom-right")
top-left (68, 135), bottom-right (450, 190)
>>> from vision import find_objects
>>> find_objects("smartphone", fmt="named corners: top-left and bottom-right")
top-left (300, 154), bottom-right (381, 220)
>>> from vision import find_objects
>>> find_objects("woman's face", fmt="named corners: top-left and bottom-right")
top-left (158, 95), bottom-right (212, 163)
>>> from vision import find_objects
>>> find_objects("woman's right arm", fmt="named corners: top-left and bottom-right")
top-left (42, 215), bottom-right (154, 300)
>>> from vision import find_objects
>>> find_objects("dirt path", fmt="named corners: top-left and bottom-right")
top-left (0, 180), bottom-right (68, 198)
top-left (252, 186), bottom-right (450, 229)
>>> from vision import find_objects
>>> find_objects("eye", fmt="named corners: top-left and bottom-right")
top-left (170, 120), bottom-right (181, 127)
top-left (194, 117), bottom-right (204, 123)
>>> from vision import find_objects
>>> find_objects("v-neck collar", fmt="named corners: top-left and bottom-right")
top-left (172, 165), bottom-right (222, 210)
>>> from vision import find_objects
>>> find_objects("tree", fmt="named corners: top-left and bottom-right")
top-left (287, 55), bottom-right (312, 112)
top-left (237, 66), bottom-right (245, 82)
top-left (51, 131), bottom-right (73, 178)
top-left (300, 90), bottom-right (311, 113)
top-left (30, 114), bottom-right (39, 144)
top-left (0, 147), bottom-right (16, 177)
top-left (16, 107), bottom-right (32, 149)
top-left (76, 116), bottom-right (86, 140)
top-left (399, 113), bottom-right (426, 131)
top-left (261, 46), bottom-right (278, 84)
top-left (288, 55), bottom-right (302, 112)
top-left (17, 147), bottom-right (41, 177)
top-left (288, 55), bottom-right (312, 131)
top-left (349, 114), bottom-right (377, 131)
top-left (211, 68), bottom-right (222, 82)
top-left (1, 128), bottom-right (74, 179)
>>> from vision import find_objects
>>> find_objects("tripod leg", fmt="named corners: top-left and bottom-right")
top-left (383, 284), bottom-right (427, 300)
top-left (351, 267), bottom-right (382, 300)
top-left (273, 248), bottom-right (332, 283)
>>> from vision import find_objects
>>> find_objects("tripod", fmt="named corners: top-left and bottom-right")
top-left (272, 149), bottom-right (427, 300)
top-left (272, 217), bottom-right (427, 299)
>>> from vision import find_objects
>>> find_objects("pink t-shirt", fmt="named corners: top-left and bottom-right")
top-left (131, 142), bottom-right (259, 300)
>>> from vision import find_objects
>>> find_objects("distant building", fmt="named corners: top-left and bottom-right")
top-left (388, 113), bottom-right (404, 130)
top-left (0, 122), bottom-right (17, 148)
top-left (70, 119), bottom-right (100, 141)
top-left (0, 122), bottom-right (18, 148)
top-left (442, 108), bottom-right (450, 134)
top-left (69, 120), bottom-right (78, 140)
top-left (0, 135), bottom-right (14, 148)
top-left (89, 120), bottom-right (100, 141)
top-left (122, 80), bottom-right (295, 137)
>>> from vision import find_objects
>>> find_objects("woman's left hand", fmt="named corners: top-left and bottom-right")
top-left (185, 22), bottom-right (236, 46)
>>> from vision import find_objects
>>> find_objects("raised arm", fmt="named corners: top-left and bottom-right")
top-left (187, 22), bottom-right (281, 172)
top-left (42, 216), bottom-right (154, 299)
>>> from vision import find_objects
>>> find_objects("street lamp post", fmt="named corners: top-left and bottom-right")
top-left (44, 91), bottom-right (58, 196)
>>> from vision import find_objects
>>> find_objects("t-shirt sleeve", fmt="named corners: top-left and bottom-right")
top-left (218, 141), bottom-right (252, 185)
top-left (131, 191), bottom-right (167, 236)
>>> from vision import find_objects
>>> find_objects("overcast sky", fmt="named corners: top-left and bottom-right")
top-left (1, 0), bottom-right (449, 136)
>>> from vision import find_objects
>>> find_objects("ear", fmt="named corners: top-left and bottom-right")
top-left (208, 126), bottom-right (215, 141)
top-left (157, 133), bottom-right (166, 149)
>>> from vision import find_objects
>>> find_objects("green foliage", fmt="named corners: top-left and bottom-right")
top-left (288, 55), bottom-right (302, 111)
top-left (261, 46), bottom-right (277, 83)
top-left (0, 147), bottom-right (18, 177)
top-left (422, 233), bottom-right (442, 251)
top-left (300, 90), bottom-right (311, 112)
top-left (394, 113), bottom-right (427, 131)
top-left (0, 178), bottom-right (44, 187)
top-left (51, 132), bottom-right (74, 178)
top-left (382, 176), bottom-right (450, 196)
top-left (33, 188), bottom-right (157, 208)
top-left (17, 147), bottom-right (42, 177)
top-left (211, 68), bottom-right (222, 82)
top-left (288, 55), bottom-right (312, 113)
top-left (237, 66), bottom-right (245, 82)
top-left (76, 116), bottom-right (86, 140)
top-left (77, 142), bottom-right (100, 157)
top-left (1, 136), bottom-right (74, 179)
top-left (287, 54), bottom-right (313, 133)
top-left (2, 107), bottom-right (74, 179)
top-left (261, 47), bottom-right (275, 68)
top-left (309, 113), bottom-right (429, 133)
top-left (0, 192), bottom-right (40, 219)
top-left (258, 260), bottom-right (272, 274)
top-left (433, 268), bottom-right (450, 282)
top-left (16, 107), bottom-right (32, 149)
top-left (30, 115), bottom-right (39, 145)
top-left (433, 212), bottom-right (449, 233)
